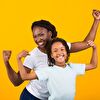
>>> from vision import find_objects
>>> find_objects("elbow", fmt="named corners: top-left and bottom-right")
top-left (11, 79), bottom-right (22, 87)
top-left (83, 39), bottom-right (88, 43)
top-left (11, 80), bottom-right (19, 86)
top-left (12, 79), bottom-right (23, 87)
top-left (83, 37), bottom-right (94, 43)
top-left (13, 82), bottom-right (21, 87)
top-left (11, 74), bottom-right (23, 86)
top-left (92, 63), bottom-right (98, 69)
top-left (93, 64), bottom-right (97, 69)
top-left (83, 40), bottom-right (91, 49)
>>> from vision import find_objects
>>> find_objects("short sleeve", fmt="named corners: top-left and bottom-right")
top-left (23, 55), bottom-right (35, 69)
top-left (69, 63), bottom-right (86, 75)
top-left (67, 42), bottom-right (71, 50)
top-left (35, 68), bottom-right (49, 81)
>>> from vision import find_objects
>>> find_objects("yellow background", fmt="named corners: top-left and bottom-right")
top-left (0, 0), bottom-right (100, 100)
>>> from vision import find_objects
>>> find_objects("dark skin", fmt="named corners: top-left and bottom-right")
top-left (3, 10), bottom-right (100, 86)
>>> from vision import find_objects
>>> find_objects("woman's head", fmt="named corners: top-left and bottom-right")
top-left (31, 20), bottom-right (57, 51)
top-left (47, 38), bottom-right (70, 66)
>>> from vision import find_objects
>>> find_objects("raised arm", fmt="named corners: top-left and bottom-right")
top-left (17, 50), bottom-right (37, 80)
top-left (3, 50), bottom-right (31, 86)
top-left (85, 40), bottom-right (97, 71)
top-left (70, 10), bottom-right (100, 53)
top-left (3, 50), bottom-right (23, 86)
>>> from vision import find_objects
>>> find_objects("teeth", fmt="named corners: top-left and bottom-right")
top-left (38, 42), bottom-right (44, 45)
top-left (57, 55), bottom-right (64, 58)
top-left (58, 56), bottom-right (63, 59)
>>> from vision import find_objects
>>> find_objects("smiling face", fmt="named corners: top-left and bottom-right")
top-left (32, 26), bottom-right (52, 52)
top-left (51, 42), bottom-right (68, 67)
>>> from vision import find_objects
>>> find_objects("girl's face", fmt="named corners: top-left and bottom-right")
top-left (51, 42), bottom-right (68, 67)
top-left (32, 26), bottom-right (52, 51)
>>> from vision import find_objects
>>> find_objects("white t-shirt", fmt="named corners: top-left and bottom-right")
top-left (35, 63), bottom-right (85, 100)
top-left (23, 42), bottom-right (71, 100)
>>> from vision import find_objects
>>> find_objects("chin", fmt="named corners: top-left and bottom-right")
top-left (57, 61), bottom-right (65, 64)
top-left (38, 45), bottom-right (45, 48)
top-left (38, 46), bottom-right (46, 51)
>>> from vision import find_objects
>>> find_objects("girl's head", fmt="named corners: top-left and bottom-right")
top-left (31, 20), bottom-right (57, 51)
top-left (47, 38), bottom-right (70, 67)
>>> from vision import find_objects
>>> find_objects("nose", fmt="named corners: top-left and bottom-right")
top-left (36, 36), bottom-right (43, 43)
top-left (57, 49), bottom-right (62, 55)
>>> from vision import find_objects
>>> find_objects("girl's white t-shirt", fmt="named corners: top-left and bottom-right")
top-left (35, 63), bottom-right (85, 100)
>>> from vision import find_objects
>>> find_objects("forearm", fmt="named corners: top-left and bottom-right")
top-left (85, 47), bottom-right (97, 71)
top-left (84, 19), bottom-right (99, 42)
top-left (4, 61), bottom-right (23, 86)
top-left (17, 58), bottom-right (28, 80)
top-left (70, 41), bottom-right (90, 53)
top-left (17, 58), bottom-right (37, 80)
top-left (90, 47), bottom-right (98, 67)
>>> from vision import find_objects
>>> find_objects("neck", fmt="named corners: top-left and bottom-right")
top-left (55, 62), bottom-right (66, 68)
top-left (38, 47), bottom-right (46, 53)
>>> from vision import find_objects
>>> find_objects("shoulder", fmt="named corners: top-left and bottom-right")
top-left (29, 47), bottom-right (38, 55)
top-left (68, 63), bottom-right (85, 67)
top-left (26, 47), bottom-right (39, 59)
top-left (67, 63), bottom-right (86, 71)
top-left (68, 63), bottom-right (86, 75)
top-left (23, 48), bottom-right (38, 66)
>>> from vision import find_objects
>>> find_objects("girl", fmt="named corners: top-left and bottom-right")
top-left (17, 38), bottom-right (97, 100)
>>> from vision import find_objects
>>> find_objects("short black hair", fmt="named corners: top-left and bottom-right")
top-left (46, 38), bottom-right (70, 66)
top-left (31, 20), bottom-right (57, 38)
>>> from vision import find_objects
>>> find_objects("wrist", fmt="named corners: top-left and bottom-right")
top-left (93, 46), bottom-right (97, 49)
top-left (17, 56), bottom-right (22, 60)
top-left (4, 60), bottom-right (9, 64)
top-left (94, 18), bottom-right (100, 23)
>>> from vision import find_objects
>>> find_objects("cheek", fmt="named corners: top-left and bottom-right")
top-left (51, 53), bottom-right (54, 58)
top-left (33, 38), bottom-right (37, 42)
top-left (65, 53), bottom-right (68, 58)
top-left (51, 53), bottom-right (56, 59)
top-left (44, 36), bottom-right (47, 40)
top-left (45, 34), bottom-right (51, 39)
top-left (64, 52), bottom-right (68, 58)
top-left (65, 54), bottom-right (69, 61)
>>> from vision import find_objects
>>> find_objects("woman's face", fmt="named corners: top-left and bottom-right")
top-left (32, 26), bottom-right (52, 51)
top-left (51, 42), bottom-right (68, 67)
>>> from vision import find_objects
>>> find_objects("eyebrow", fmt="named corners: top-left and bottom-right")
top-left (33, 32), bottom-right (44, 36)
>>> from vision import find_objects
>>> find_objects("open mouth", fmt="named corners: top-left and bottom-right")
top-left (38, 42), bottom-right (44, 46)
top-left (56, 55), bottom-right (66, 61)
top-left (57, 55), bottom-right (64, 59)
top-left (37, 41), bottom-right (45, 47)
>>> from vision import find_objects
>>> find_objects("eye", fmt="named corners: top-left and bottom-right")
top-left (53, 49), bottom-right (58, 52)
top-left (61, 48), bottom-right (65, 51)
top-left (40, 33), bottom-right (44, 37)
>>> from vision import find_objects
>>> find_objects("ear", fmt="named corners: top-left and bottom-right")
top-left (48, 31), bottom-right (52, 38)
top-left (51, 53), bottom-right (54, 59)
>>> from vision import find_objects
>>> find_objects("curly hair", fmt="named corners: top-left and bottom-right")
top-left (46, 38), bottom-right (70, 66)
top-left (31, 20), bottom-right (57, 38)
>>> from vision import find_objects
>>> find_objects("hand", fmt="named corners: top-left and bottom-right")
top-left (87, 40), bottom-right (96, 49)
top-left (3, 50), bottom-right (12, 62)
top-left (17, 50), bottom-right (29, 59)
top-left (92, 10), bottom-right (100, 20)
